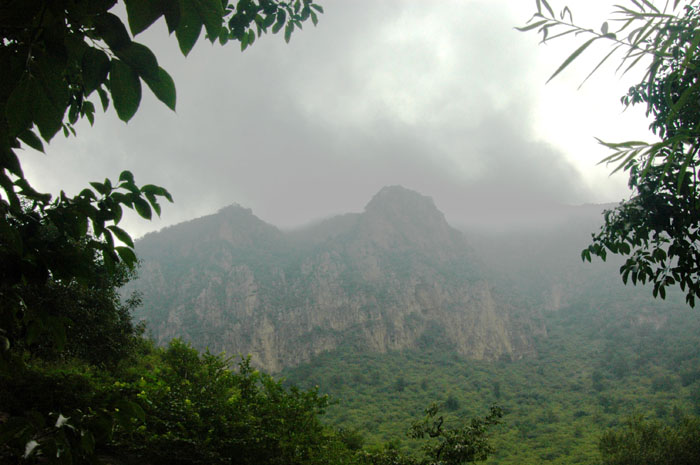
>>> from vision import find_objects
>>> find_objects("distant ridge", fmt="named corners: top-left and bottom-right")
top-left (128, 186), bottom-right (543, 371)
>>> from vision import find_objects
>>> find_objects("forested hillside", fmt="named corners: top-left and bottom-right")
top-left (123, 187), bottom-right (700, 464)
top-left (5, 182), bottom-right (700, 463)
top-left (277, 201), bottom-right (700, 464)
top-left (283, 290), bottom-right (700, 464)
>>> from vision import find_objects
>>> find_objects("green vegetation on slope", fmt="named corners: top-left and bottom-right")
top-left (0, 241), bottom-right (504, 464)
top-left (282, 294), bottom-right (700, 464)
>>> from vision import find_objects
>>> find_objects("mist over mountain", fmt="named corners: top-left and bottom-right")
top-left (129, 186), bottom-right (687, 377)
top-left (130, 186), bottom-right (546, 371)
top-left (123, 185), bottom-right (700, 463)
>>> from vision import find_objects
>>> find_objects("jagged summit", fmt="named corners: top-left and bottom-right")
top-left (357, 186), bottom-right (466, 258)
top-left (364, 186), bottom-right (443, 218)
top-left (127, 186), bottom-right (539, 371)
top-left (136, 203), bottom-right (281, 257)
top-left (137, 185), bottom-right (471, 266)
top-left (216, 203), bottom-right (255, 217)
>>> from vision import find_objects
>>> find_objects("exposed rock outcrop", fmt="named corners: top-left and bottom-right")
top-left (129, 186), bottom-right (543, 372)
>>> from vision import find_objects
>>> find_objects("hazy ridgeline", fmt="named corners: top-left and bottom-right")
top-left (125, 186), bottom-right (700, 464)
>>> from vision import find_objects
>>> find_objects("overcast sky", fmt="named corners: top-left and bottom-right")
top-left (22, 0), bottom-right (655, 237)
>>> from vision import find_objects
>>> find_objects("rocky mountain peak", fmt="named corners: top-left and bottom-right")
top-left (212, 204), bottom-right (281, 246)
top-left (364, 186), bottom-right (445, 221)
top-left (136, 203), bottom-right (281, 258)
top-left (356, 186), bottom-right (465, 257)
top-left (128, 187), bottom-right (540, 372)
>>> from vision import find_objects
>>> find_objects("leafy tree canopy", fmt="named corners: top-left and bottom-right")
top-left (519, 0), bottom-right (700, 306)
top-left (600, 415), bottom-right (700, 465)
top-left (0, 0), bottom-right (323, 361)
top-left (0, 3), bottom-right (323, 461)
top-left (409, 403), bottom-right (504, 465)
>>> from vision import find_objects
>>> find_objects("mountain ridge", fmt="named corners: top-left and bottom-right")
top-left (129, 186), bottom-right (543, 371)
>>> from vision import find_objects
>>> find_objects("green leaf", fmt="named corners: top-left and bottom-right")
top-left (115, 399), bottom-right (146, 423)
top-left (110, 202), bottom-right (124, 224)
top-left (5, 78), bottom-right (36, 136)
top-left (82, 48), bottom-right (111, 95)
top-left (640, 0), bottom-right (660, 13)
top-left (94, 13), bottom-right (132, 52)
top-left (141, 184), bottom-right (172, 198)
top-left (145, 192), bottom-right (161, 216)
top-left (163, 0), bottom-right (182, 33)
top-left (103, 244), bottom-right (117, 273)
top-left (540, 0), bottom-right (555, 17)
top-left (82, 100), bottom-right (96, 125)
top-left (108, 225), bottom-right (135, 248)
top-left (0, 147), bottom-right (23, 177)
top-left (143, 67), bottom-right (177, 110)
top-left (175, 0), bottom-right (203, 56)
top-left (17, 129), bottom-right (44, 153)
top-left (0, 171), bottom-right (20, 209)
top-left (547, 37), bottom-right (597, 83)
top-left (90, 181), bottom-right (109, 196)
top-left (32, 58), bottom-right (70, 141)
top-left (310, 4), bottom-right (323, 13)
top-left (263, 12), bottom-right (277, 28)
top-left (124, 0), bottom-right (165, 35)
top-left (116, 42), bottom-right (160, 81)
top-left (97, 86), bottom-right (110, 111)
top-left (577, 44), bottom-right (623, 89)
top-left (622, 267), bottom-right (630, 284)
top-left (15, 178), bottom-right (51, 202)
top-left (69, 101), bottom-right (80, 125)
top-left (515, 20), bottom-right (548, 32)
top-left (284, 22), bottom-right (293, 43)
top-left (119, 170), bottom-right (135, 183)
top-left (193, 0), bottom-right (224, 41)
top-left (141, 184), bottom-right (174, 202)
top-left (48, 317), bottom-right (67, 351)
top-left (79, 188), bottom-right (97, 200)
top-left (240, 30), bottom-right (250, 51)
top-left (116, 246), bottom-right (138, 267)
top-left (0, 214), bottom-right (22, 254)
top-left (272, 10), bottom-right (286, 34)
top-left (110, 59), bottom-right (142, 122)
top-left (133, 196), bottom-right (152, 219)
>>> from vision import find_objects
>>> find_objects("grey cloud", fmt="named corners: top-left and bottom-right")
top-left (22, 0), bottom-right (592, 237)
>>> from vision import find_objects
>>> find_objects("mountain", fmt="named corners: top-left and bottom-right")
top-left (129, 186), bottom-right (543, 371)
top-left (277, 201), bottom-right (700, 465)
top-left (127, 187), bottom-right (700, 464)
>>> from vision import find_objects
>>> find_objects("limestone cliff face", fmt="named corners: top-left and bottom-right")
top-left (130, 187), bottom-right (542, 372)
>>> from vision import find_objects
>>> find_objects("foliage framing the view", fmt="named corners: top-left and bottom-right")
top-left (1, 0), bottom-right (323, 462)
top-left (519, 0), bottom-right (700, 306)
top-left (0, 0), bottom-right (322, 359)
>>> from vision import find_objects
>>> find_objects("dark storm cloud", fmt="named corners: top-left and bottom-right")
top-left (22, 0), bottom-right (592, 236)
